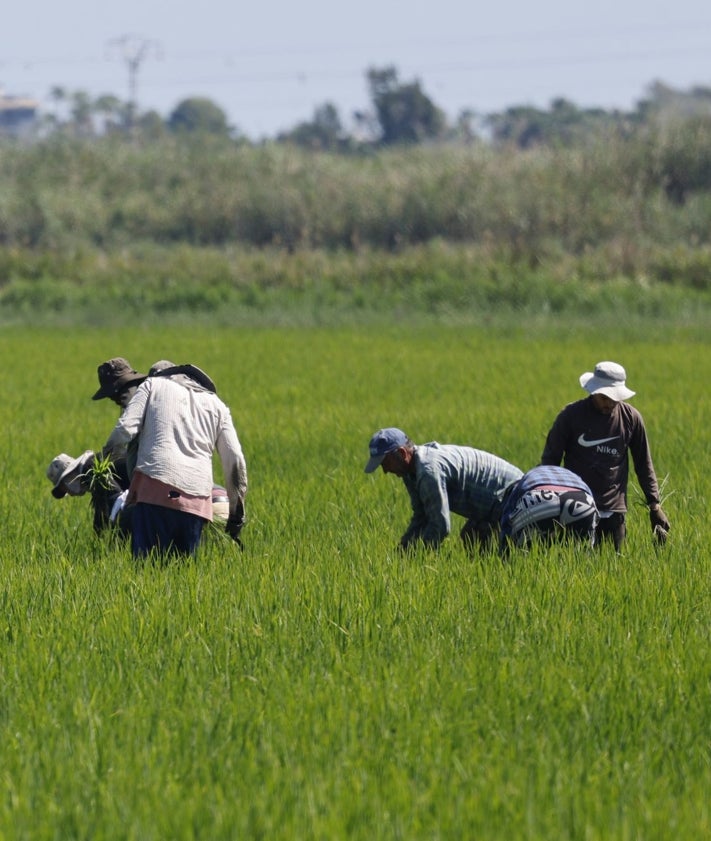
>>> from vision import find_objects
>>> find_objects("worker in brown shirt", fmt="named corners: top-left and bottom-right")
top-left (541, 360), bottom-right (670, 550)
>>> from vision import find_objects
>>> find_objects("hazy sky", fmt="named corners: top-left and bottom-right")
top-left (3, 0), bottom-right (710, 138)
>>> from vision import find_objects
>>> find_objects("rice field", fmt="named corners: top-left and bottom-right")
top-left (0, 322), bottom-right (709, 840)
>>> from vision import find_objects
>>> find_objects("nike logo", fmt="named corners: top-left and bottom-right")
top-left (577, 434), bottom-right (619, 447)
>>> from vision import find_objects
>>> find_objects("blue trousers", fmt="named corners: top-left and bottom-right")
top-left (131, 502), bottom-right (206, 560)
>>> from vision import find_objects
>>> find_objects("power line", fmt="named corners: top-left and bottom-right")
top-left (3, 22), bottom-right (709, 134)
top-left (3, 18), bottom-right (710, 69)
top-left (106, 34), bottom-right (161, 126)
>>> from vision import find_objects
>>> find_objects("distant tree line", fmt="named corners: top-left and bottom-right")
top-left (17, 70), bottom-right (711, 153)
top-left (43, 87), bottom-right (232, 141)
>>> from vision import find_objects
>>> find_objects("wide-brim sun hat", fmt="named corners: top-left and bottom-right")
top-left (47, 450), bottom-right (94, 498)
top-left (92, 357), bottom-right (147, 400)
top-left (579, 361), bottom-right (635, 402)
top-left (150, 363), bottom-right (217, 393)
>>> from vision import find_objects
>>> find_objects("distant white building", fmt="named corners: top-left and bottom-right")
top-left (0, 88), bottom-right (39, 137)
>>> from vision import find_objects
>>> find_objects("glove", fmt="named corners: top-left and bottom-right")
top-left (650, 506), bottom-right (670, 544)
top-left (225, 517), bottom-right (244, 548)
top-left (225, 501), bottom-right (245, 547)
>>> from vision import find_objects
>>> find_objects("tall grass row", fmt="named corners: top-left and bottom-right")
top-left (1, 129), bottom-right (711, 258)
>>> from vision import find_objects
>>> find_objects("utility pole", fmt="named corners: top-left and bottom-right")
top-left (107, 35), bottom-right (161, 133)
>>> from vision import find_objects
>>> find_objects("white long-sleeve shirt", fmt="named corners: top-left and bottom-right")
top-left (104, 376), bottom-right (247, 517)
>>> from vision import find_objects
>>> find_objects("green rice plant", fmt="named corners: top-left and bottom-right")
top-left (86, 451), bottom-right (117, 492)
top-left (0, 323), bottom-right (710, 840)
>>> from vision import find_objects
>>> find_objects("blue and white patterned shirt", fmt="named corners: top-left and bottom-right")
top-left (499, 464), bottom-right (597, 548)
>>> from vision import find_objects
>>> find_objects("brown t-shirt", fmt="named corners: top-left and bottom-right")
top-left (541, 397), bottom-right (660, 513)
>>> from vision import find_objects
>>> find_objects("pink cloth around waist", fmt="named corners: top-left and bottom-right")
top-left (128, 470), bottom-right (213, 520)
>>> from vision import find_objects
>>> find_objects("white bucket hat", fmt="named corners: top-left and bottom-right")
top-left (579, 361), bottom-right (635, 402)
top-left (47, 451), bottom-right (94, 498)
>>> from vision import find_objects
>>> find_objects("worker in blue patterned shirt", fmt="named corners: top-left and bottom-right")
top-left (365, 427), bottom-right (523, 552)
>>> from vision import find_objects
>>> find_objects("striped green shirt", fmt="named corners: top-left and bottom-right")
top-left (400, 442), bottom-right (522, 548)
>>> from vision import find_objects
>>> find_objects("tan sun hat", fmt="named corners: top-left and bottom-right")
top-left (150, 362), bottom-right (217, 393)
top-left (47, 451), bottom-right (94, 498)
top-left (579, 361), bottom-right (636, 402)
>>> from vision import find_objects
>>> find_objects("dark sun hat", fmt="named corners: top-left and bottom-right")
top-left (92, 357), bottom-right (147, 401)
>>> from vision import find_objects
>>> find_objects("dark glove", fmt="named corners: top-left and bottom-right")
top-left (650, 506), bottom-right (670, 544)
top-left (226, 501), bottom-right (245, 547)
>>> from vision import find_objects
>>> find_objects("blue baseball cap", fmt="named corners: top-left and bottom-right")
top-left (365, 427), bottom-right (409, 473)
